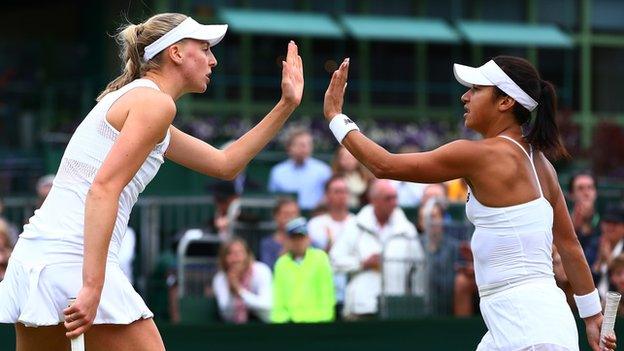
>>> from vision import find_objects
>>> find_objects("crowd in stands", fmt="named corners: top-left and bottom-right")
top-left (2, 126), bottom-right (624, 326)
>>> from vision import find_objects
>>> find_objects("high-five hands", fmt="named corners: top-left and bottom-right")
top-left (324, 58), bottom-right (350, 121)
top-left (280, 41), bottom-right (304, 107)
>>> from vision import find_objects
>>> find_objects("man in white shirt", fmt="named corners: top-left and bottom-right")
top-left (308, 175), bottom-right (356, 315)
top-left (330, 180), bottom-right (425, 319)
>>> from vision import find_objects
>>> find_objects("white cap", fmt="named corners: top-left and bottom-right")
top-left (453, 60), bottom-right (538, 112)
top-left (143, 17), bottom-right (228, 61)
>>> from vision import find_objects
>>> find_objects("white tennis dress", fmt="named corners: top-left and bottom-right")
top-left (0, 78), bottom-right (169, 327)
top-left (469, 136), bottom-right (578, 351)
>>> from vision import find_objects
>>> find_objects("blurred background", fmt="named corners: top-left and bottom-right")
top-left (1, 0), bottom-right (624, 350)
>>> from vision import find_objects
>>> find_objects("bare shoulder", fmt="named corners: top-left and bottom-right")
top-left (125, 88), bottom-right (176, 117)
top-left (534, 152), bottom-right (562, 201)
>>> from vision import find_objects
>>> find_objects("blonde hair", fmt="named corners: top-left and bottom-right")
top-left (97, 13), bottom-right (188, 101)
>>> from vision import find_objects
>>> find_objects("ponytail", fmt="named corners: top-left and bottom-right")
top-left (525, 80), bottom-right (570, 160)
top-left (96, 24), bottom-right (143, 101)
top-left (493, 56), bottom-right (570, 160)
top-left (96, 13), bottom-right (187, 101)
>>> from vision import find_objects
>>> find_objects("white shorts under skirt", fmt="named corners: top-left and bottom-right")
top-left (476, 278), bottom-right (578, 351)
top-left (0, 238), bottom-right (153, 327)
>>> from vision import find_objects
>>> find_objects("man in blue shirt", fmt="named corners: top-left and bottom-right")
top-left (268, 128), bottom-right (331, 210)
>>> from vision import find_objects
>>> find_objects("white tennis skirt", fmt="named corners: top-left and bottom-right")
top-left (0, 237), bottom-right (153, 327)
top-left (476, 278), bottom-right (579, 351)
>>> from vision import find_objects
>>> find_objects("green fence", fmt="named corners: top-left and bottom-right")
top-left (1, 317), bottom-right (622, 351)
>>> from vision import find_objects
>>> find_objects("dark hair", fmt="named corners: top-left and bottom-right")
top-left (272, 196), bottom-right (298, 216)
top-left (492, 56), bottom-right (569, 160)
top-left (567, 170), bottom-right (595, 193)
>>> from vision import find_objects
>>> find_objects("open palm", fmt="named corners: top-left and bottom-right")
top-left (281, 41), bottom-right (304, 106)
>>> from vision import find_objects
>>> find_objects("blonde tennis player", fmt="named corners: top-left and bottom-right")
top-left (324, 56), bottom-right (616, 351)
top-left (0, 13), bottom-right (303, 351)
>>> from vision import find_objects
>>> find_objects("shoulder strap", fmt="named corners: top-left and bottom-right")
top-left (497, 135), bottom-right (543, 197)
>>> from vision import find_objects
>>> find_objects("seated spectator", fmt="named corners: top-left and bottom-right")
top-left (453, 240), bottom-right (478, 317)
top-left (308, 175), bottom-right (355, 316)
top-left (0, 199), bottom-right (18, 246)
top-left (268, 128), bottom-right (332, 210)
top-left (331, 146), bottom-right (374, 208)
top-left (330, 180), bottom-right (425, 319)
top-left (593, 203), bottom-right (624, 299)
top-left (418, 198), bottom-right (459, 315)
top-left (390, 144), bottom-right (427, 208)
top-left (0, 217), bottom-right (13, 281)
top-left (420, 183), bottom-right (447, 209)
top-left (213, 237), bottom-right (272, 323)
top-left (568, 171), bottom-right (600, 266)
top-left (608, 253), bottom-right (624, 317)
top-left (272, 217), bottom-right (335, 323)
top-left (35, 174), bottom-right (55, 209)
top-left (259, 197), bottom-right (299, 269)
top-left (210, 180), bottom-right (241, 241)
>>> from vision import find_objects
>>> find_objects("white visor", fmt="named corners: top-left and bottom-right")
top-left (143, 17), bottom-right (228, 61)
top-left (453, 60), bottom-right (538, 112)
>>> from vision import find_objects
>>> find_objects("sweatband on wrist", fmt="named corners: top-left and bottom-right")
top-left (574, 289), bottom-right (602, 318)
top-left (329, 114), bottom-right (359, 144)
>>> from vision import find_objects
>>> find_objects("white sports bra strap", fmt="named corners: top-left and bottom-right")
top-left (498, 135), bottom-right (543, 197)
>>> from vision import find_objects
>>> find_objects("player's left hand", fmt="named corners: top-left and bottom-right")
top-left (585, 313), bottom-right (617, 351)
top-left (324, 58), bottom-right (349, 121)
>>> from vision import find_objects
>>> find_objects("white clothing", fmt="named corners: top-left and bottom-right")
top-left (330, 205), bottom-right (425, 316)
top-left (308, 212), bottom-right (355, 303)
top-left (119, 227), bottom-right (137, 283)
top-left (308, 213), bottom-right (356, 251)
top-left (468, 136), bottom-right (578, 350)
top-left (212, 262), bottom-right (272, 323)
top-left (0, 78), bottom-right (167, 326)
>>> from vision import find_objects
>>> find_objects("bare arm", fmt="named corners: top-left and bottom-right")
top-left (166, 42), bottom-right (304, 180)
top-left (64, 90), bottom-right (176, 338)
top-left (323, 59), bottom-right (481, 183)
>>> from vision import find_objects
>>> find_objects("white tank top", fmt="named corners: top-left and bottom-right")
top-left (466, 136), bottom-right (554, 294)
top-left (21, 79), bottom-right (171, 264)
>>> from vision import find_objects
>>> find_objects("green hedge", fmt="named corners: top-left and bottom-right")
top-left (1, 317), bottom-right (622, 350)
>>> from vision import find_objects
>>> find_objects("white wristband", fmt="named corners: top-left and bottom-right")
top-left (329, 114), bottom-right (359, 144)
top-left (574, 289), bottom-right (602, 318)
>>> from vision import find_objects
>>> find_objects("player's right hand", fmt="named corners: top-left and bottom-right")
top-left (63, 286), bottom-right (101, 338)
top-left (584, 312), bottom-right (617, 351)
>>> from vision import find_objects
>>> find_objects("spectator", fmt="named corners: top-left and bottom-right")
top-left (0, 199), bottom-right (18, 246)
top-left (331, 146), bottom-right (374, 208)
top-left (330, 180), bottom-right (425, 319)
top-left (210, 180), bottom-right (241, 240)
top-left (272, 217), bottom-right (335, 323)
top-left (453, 241), bottom-right (478, 317)
top-left (259, 197), bottom-right (299, 269)
top-left (268, 128), bottom-right (332, 210)
top-left (608, 254), bottom-right (624, 317)
top-left (568, 171), bottom-right (600, 266)
top-left (0, 218), bottom-right (13, 281)
top-left (213, 237), bottom-right (272, 323)
top-left (418, 198), bottom-right (460, 315)
top-left (390, 144), bottom-right (427, 208)
top-left (308, 175), bottom-right (355, 316)
top-left (593, 203), bottom-right (624, 299)
top-left (35, 174), bottom-right (55, 209)
top-left (420, 183), bottom-right (447, 209)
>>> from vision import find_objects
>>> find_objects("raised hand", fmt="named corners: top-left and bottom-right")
top-left (324, 58), bottom-right (350, 121)
top-left (280, 41), bottom-right (304, 107)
